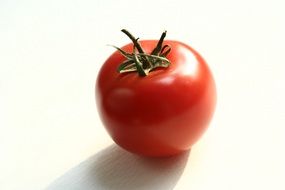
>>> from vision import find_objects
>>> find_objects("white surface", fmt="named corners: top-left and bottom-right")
top-left (1, 0), bottom-right (285, 189)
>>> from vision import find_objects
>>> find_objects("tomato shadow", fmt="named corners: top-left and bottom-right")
top-left (46, 144), bottom-right (190, 190)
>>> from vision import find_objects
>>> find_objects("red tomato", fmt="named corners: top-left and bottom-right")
top-left (96, 30), bottom-right (216, 157)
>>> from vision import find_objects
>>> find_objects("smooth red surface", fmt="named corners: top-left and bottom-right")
top-left (96, 40), bottom-right (216, 157)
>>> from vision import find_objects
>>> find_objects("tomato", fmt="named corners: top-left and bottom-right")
top-left (96, 30), bottom-right (216, 157)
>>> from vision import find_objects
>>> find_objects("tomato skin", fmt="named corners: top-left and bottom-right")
top-left (96, 40), bottom-right (216, 157)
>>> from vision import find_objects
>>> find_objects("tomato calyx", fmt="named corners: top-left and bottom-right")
top-left (112, 29), bottom-right (172, 77)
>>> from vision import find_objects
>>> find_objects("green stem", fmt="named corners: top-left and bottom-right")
top-left (113, 29), bottom-right (172, 77)
top-left (121, 29), bottom-right (151, 68)
top-left (151, 30), bottom-right (167, 55)
top-left (133, 47), bottom-right (147, 76)
top-left (121, 29), bottom-right (144, 54)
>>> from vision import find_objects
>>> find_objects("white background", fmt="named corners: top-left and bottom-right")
top-left (1, 0), bottom-right (285, 189)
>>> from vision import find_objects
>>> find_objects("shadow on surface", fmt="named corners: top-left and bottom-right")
top-left (46, 144), bottom-right (190, 190)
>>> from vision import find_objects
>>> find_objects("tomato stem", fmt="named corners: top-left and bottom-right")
top-left (121, 29), bottom-right (145, 54)
top-left (151, 31), bottom-right (167, 55)
top-left (133, 46), bottom-right (147, 76)
top-left (113, 29), bottom-right (172, 77)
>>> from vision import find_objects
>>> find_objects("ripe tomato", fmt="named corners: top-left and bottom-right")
top-left (96, 30), bottom-right (216, 157)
